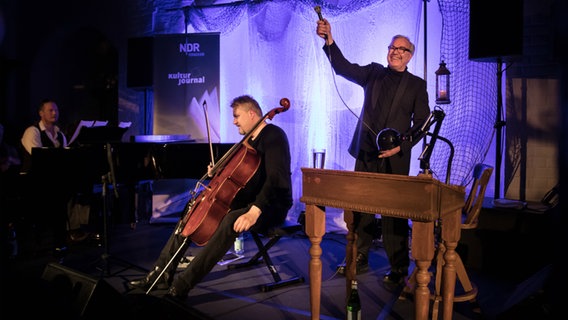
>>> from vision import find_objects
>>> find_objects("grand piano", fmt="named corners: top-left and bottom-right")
top-left (31, 136), bottom-right (233, 186)
top-left (29, 135), bottom-right (233, 224)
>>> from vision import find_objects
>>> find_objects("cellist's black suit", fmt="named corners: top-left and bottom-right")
top-left (130, 123), bottom-right (292, 298)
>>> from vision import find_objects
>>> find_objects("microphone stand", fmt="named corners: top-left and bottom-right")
top-left (97, 143), bottom-right (147, 277)
top-left (415, 109), bottom-right (454, 251)
top-left (415, 109), bottom-right (455, 184)
top-left (419, 133), bottom-right (455, 185)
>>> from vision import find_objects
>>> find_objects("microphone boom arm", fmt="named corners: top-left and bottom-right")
top-left (411, 109), bottom-right (444, 142)
top-left (414, 108), bottom-right (454, 183)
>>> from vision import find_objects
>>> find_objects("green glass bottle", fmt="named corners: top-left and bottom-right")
top-left (347, 279), bottom-right (361, 320)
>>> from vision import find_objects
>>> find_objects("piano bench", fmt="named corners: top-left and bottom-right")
top-left (227, 221), bottom-right (305, 292)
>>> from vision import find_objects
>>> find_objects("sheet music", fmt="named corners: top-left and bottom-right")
top-left (118, 121), bottom-right (132, 128)
top-left (68, 120), bottom-right (94, 146)
top-left (68, 120), bottom-right (108, 146)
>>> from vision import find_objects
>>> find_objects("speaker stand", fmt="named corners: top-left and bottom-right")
top-left (494, 58), bottom-right (505, 199)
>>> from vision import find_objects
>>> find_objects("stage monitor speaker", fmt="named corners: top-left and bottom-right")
top-left (41, 262), bottom-right (126, 318)
top-left (469, 0), bottom-right (524, 62)
top-left (127, 37), bottom-right (154, 88)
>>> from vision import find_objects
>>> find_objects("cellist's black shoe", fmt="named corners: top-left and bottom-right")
top-left (164, 282), bottom-right (189, 301)
top-left (128, 266), bottom-right (171, 291)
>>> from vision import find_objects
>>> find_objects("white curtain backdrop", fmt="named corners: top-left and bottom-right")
top-left (153, 0), bottom-right (423, 225)
top-left (144, 0), bottom-right (496, 230)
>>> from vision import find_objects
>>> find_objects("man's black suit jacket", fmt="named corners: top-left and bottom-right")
top-left (323, 42), bottom-right (430, 175)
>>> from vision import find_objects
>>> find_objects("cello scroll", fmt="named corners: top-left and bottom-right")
top-left (266, 98), bottom-right (290, 120)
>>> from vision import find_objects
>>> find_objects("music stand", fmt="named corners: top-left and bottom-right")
top-left (75, 126), bottom-right (128, 146)
top-left (78, 127), bottom-right (148, 277)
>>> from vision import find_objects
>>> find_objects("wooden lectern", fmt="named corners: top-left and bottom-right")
top-left (301, 168), bottom-right (465, 320)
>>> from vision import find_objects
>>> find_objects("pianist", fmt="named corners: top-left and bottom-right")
top-left (20, 99), bottom-right (87, 259)
top-left (20, 99), bottom-right (67, 172)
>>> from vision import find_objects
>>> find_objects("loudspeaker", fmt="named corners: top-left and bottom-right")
top-left (41, 263), bottom-right (125, 318)
top-left (469, 0), bottom-right (524, 62)
top-left (127, 37), bottom-right (154, 88)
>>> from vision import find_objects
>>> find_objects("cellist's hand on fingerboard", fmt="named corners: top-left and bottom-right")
top-left (207, 163), bottom-right (214, 177)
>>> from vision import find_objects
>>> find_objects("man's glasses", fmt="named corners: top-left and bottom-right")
top-left (388, 45), bottom-right (411, 54)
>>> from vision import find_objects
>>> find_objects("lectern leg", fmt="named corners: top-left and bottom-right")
top-left (305, 204), bottom-right (326, 320)
top-left (411, 221), bottom-right (435, 320)
top-left (441, 210), bottom-right (461, 320)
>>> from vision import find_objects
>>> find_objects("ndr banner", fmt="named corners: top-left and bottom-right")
top-left (153, 33), bottom-right (220, 142)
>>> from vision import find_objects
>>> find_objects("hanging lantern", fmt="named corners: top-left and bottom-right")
top-left (435, 60), bottom-right (451, 104)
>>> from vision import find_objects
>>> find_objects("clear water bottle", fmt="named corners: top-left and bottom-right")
top-left (347, 279), bottom-right (361, 320)
top-left (234, 233), bottom-right (245, 255)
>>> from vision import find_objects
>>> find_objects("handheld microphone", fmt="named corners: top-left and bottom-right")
top-left (314, 6), bottom-right (328, 40)
top-left (314, 5), bottom-right (324, 21)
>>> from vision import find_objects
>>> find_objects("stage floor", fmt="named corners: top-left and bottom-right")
top-left (2, 216), bottom-right (554, 319)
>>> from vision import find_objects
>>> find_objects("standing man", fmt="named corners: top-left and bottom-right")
top-left (129, 95), bottom-right (293, 300)
top-left (316, 20), bottom-right (430, 290)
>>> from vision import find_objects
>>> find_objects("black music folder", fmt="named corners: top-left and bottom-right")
top-left (68, 120), bottom-right (130, 146)
top-left (75, 126), bottom-right (128, 145)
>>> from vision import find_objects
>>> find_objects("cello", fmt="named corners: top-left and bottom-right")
top-left (145, 97), bottom-right (290, 294)
top-left (173, 97), bottom-right (291, 246)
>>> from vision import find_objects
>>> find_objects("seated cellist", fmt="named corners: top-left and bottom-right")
top-left (128, 94), bottom-right (293, 300)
